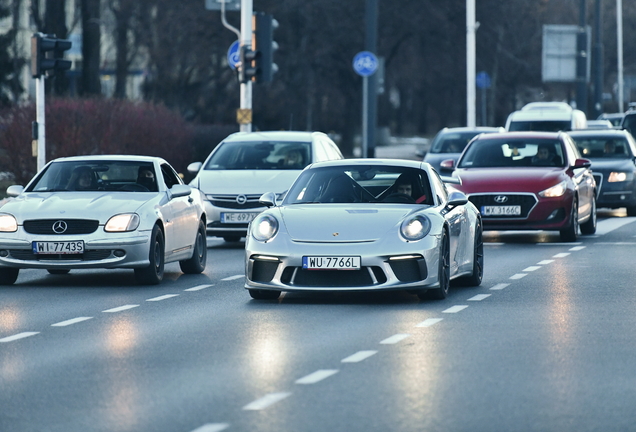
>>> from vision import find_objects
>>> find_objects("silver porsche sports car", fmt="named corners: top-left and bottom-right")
top-left (244, 159), bottom-right (483, 300)
top-left (0, 155), bottom-right (208, 285)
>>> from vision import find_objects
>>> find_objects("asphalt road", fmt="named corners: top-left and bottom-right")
top-left (2, 210), bottom-right (636, 432)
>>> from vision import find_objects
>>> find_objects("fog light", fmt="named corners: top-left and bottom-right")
top-left (546, 210), bottom-right (560, 220)
top-left (0, 250), bottom-right (8, 257)
top-left (114, 250), bottom-right (126, 257)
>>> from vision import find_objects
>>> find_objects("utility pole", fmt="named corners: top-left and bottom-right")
top-left (592, 0), bottom-right (603, 118)
top-left (576, 0), bottom-right (588, 114)
top-left (239, 0), bottom-right (254, 132)
top-left (364, 0), bottom-right (378, 157)
top-left (617, 0), bottom-right (624, 113)
top-left (466, 0), bottom-right (476, 128)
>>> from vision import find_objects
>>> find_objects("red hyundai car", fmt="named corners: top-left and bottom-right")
top-left (439, 131), bottom-right (597, 242)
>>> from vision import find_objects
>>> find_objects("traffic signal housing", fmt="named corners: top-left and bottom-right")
top-left (31, 33), bottom-right (72, 78)
top-left (252, 12), bottom-right (279, 83)
top-left (238, 45), bottom-right (261, 84)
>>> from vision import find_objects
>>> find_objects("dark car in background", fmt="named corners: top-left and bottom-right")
top-left (423, 126), bottom-right (503, 173)
top-left (569, 129), bottom-right (636, 216)
top-left (621, 109), bottom-right (636, 136)
top-left (597, 112), bottom-right (625, 127)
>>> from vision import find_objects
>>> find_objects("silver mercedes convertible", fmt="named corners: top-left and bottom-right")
top-left (244, 159), bottom-right (483, 300)
top-left (0, 155), bottom-right (207, 285)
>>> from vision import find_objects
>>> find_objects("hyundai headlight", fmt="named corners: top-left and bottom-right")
top-left (400, 215), bottom-right (431, 241)
top-left (538, 180), bottom-right (567, 198)
top-left (0, 214), bottom-right (17, 232)
top-left (252, 214), bottom-right (279, 242)
top-left (105, 214), bottom-right (140, 232)
top-left (608, 172), bottom-right (632, 182)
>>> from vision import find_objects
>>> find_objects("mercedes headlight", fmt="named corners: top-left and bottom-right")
top-left (0, 214), bottom-right (17, 232)
top-left (400, 215), bottom-right (431, 241)
top-left (105, 213), bottom-right (140, 232)
top-left (538, 180), bottom-right (567, 198)
top-left (252, 214), bottom-right (279, 242)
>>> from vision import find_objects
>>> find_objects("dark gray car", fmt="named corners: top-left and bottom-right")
top-left (423, 127), bottom-right (503, 173)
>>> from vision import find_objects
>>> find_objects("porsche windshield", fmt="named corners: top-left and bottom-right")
top-left (283, 166), bottom-right (434, 205)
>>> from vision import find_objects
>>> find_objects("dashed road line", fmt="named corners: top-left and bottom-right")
top-left (490, 283), bottom-right (510, 290)
top-left (51, 317), bottom-right (93, 327)
top-left (468, 294), bottom-right (491, 301)
top-left (190, 424), bottom-right (229, 432)
top-left (221, 275), bottom-right (244, 281)
top-left (569, 246), bottom-right (586, 251)
top-left (296, 369), bottom-right (339, 384)
top-left (146, 294), bottom-right (179, 302)
top-left (185, 284), bottom-right (214, 291)
top-left (537, 260), bottom-right (554, 265)
top-left (553, 252), bottom-right (570, 258)
top-left (523, 266), bottom-right (541, 272)
top-left (0, 332), bottom-right (39, 343)
top-left (443, 305), bottom-right (468, 313)
top-left (509, 273), bottom-right (527, 280)
top-left (102, 304), bottom-right (139, 313)
top-left (243, 392), bottom-right (291, 410)
top-left (380, 334), bottom-right (410, 344)
top-left (342, 350), bottom-right (377, 363)
top-left (416, 318), bottom-right (443, 327)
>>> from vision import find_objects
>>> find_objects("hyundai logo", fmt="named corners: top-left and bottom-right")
top-left (236, 194), bottom-right (247, 205)
top-left (493, 195), bottom-right (508, 204)
top-left (52, 220), bottom-right (68, 234)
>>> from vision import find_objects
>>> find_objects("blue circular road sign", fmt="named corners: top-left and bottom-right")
top-left (476, 71), bottom-right (491, 89)
top-left (227, 40), bottom-right (240, 70)
top-left (353, 51), bottom-right (378, 77)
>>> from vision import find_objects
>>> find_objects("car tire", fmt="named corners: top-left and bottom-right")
top-left (423, 229), bottom-right (450, 300)
top-left (0, 268), bottom-right (19, 285)
top-left (560, 199), bottom-right (579, 242)
top-left (179, 221), bottom-right (207, 274)
top-left (454, 219), bottom-right (484, 287)
top-left (134, 225), bottom-right (165, 285)
top-left (223, 236), bottom-right (241, 242)
top-left (47, 269), bottom-right (70, 275)
top-left (249, 289), bottom-right (281, 300)
top-left (580, 196), bottom-right (597, 235)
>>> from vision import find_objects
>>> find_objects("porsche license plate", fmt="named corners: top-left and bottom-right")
top-left (221, 212), bottom-right (259, 223)
top-left (302, 256), bottom-right (361, 270)
top-left (32, 240), bottom-right (84, 254)
top-left (481, 205), bottom-right (521, 216)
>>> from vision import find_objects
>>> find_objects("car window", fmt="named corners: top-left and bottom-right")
top-left (430, 132), bottom-right (480, 154)
top-left (161, 163), bottom-right (183, 188)
top-left (204, 141), bottom-right (312, 170)
top-left (459, 138), bottom-right (565, 168)
top-left (508, 120), bottom-right (571, 132)
top-left (623, 114), bottom-right (636, 135)
top-left (572, 136), bottom-right (631, 159)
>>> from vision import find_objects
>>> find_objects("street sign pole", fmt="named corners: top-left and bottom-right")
top-left (362, 76), bottom-right (369, 159)
top-left (239, 0), bottom-right (253, 132)
top-left (35, 76), bottom-right (45, 171)
top-left (466, 0), bottom-right (476, 128)
top-left (353, 51), bottom-right (378, 158)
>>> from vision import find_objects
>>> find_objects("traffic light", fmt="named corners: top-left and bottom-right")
top-left (31, 33), bottom-right (72, 78)
top-left (253, 12), bottom-right (279, 83)
top-left (238, 44), bottom-right (261, 84)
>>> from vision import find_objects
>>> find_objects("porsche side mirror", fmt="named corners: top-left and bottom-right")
top-left (447, 190), bottom-right (468, 207)
top-left (259, 192), bottom-right (277, 208)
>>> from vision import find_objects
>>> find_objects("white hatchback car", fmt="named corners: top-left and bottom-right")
top-left (187, 131), bottom-right (344, 242)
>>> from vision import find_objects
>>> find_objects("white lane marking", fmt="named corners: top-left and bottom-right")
top-left (380, 334), bottom-right (410, 344)
top-left (416, 318), bottom-right (443, 327)
top-left (221, 275), bottom-right (244, 281)
top-left (490, 283), bottom-right (510, 291)
top-left (510, 273), bottom-right (527, 280)
top-left (185, 284), bottom-right (214, 291)
top-left (596, 242), bottom-right (636, 245)
top-left (243, 392), bottom-right (291, 410)
top-left (190, 424), bottom-right (230, 432)
top-left (342, 350), bottom-right (378, 363)
top-left (0, 332), bottom-right (39, 343)
top-left (485, 242), bottom-right (505, 246)
top-left (537, 260), bottom-right (554, 265)
top-left (443, 305), bottom-right (468, 313)
top-left (569, 246), bottom-right (586, 251)
top-left (146, 294), bottom-right (179, 302)
top-left (51, 317), bottom-right (93, 327)
top-left (468, 294), bottom-right (491, 301)
top-left (553, 253), bottom-right (570, 258)
top-left (595, 217), bottom-right (636, 235)
top-left (523, 266), bottom-right (541, 272)
top-left (295, 369), bottom-right (339, 384)
top-left (537, 242), bottom-right (582, 246)
top-left (102, 305), bottom-right (139, 313)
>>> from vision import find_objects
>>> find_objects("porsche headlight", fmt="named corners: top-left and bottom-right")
top-left (252, 214), bottom-right (279, 242)
top-left (400, 215), bottom-right (431, 241)
top-left (608, 172), bottom-right (632, 182)
top-left (105, 213), bottom-right (140, 232)
top-left (538, 180), bottom-right (567, 198)
top-left (0, 214), bottom-right (17, 232)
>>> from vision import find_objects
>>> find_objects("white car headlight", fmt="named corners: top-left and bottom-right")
top-left (252, 214), bottom-right (279, 242)
top-left (0, 214), bottom-right (17, 232)
top-left (608, 172), bottom-right (631, 182)
top-left (538, 180), bottom-right (567, 198)
top-left (105, 213), bottom-right (140, 232)
top-left (400, 215), bottom-right (431, 241)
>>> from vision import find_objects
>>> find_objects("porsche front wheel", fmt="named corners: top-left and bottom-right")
top-left (422, 230), bottom-right (450, 300)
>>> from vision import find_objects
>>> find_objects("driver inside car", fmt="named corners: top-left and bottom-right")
top-left (389, 172), bottom-right (429, 204)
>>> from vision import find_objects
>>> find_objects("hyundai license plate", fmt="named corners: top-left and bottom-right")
top-left (302, 256), bottom-right (361, 270)
top-left (221, 212), bottom-right (259, 223)
top-left (32, 240), bottom-right (84, 254)
top-left (481, 205), bottom-right (521, 216)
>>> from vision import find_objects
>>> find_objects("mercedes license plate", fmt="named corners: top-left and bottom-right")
top-left (302, 256), bottom-right (361, 270)
top-left (481, 205), bottom-right (521, 216)
top-left (221, 212), bottom-right (260, 223)
top-left (32, 240), bottom-right (84, 255)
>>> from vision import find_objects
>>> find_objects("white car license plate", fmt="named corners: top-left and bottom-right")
top-left (481, 205), bottom-right (521, 216)
top-left (221, 212), bottom-right (260, 223)
top-left (302, 256), bottom-right (361, 270)
top-left (32, 240), bottom-right (85, 255)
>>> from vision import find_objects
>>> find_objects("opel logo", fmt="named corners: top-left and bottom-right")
top-left (333, 232), bottom-right (339, 237)
top-left (236, 194), bottom-right (247, 205)
top-left (52, 220), bottom-right (68, 234)
top-left (494, 195), bottom-right (508, 204)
